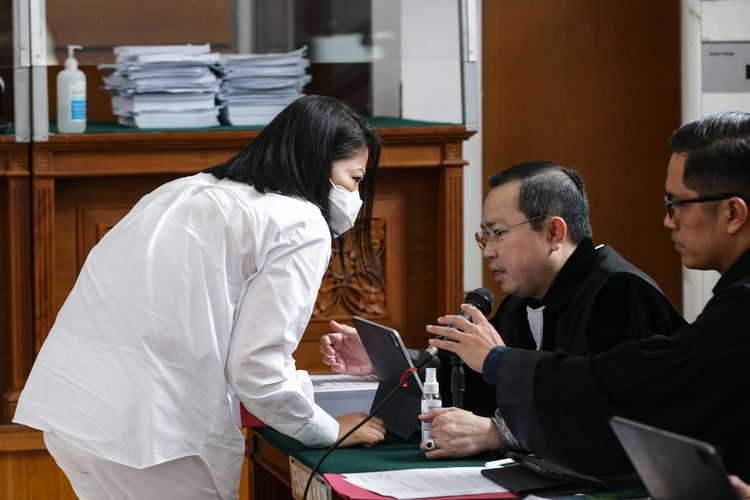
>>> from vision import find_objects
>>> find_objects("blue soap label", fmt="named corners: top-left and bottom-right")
top-left (71, 98), bottom-right (86, 121)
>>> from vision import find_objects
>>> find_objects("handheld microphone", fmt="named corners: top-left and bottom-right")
top-left (425, 287), bottom-right (495, 357)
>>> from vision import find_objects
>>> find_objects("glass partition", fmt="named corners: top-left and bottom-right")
top-left (15, 0), bottom-right (474, 135)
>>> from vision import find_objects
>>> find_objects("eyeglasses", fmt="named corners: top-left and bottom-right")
top-left (475, 215), bottom-right (550, 251)
top-left (663, 193), bottom-right (745, 219)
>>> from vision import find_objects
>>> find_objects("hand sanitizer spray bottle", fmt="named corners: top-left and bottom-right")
top-left (421, 367), bottom-right (442, 444)
top-left (57, 45), bottom-right (86, 133)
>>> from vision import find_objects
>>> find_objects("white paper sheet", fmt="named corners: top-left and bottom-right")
top-left (342, 467), bottom-right (508, 499)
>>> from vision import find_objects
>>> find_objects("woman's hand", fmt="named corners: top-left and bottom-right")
top-left (320, 321), bottom-right (374, 375)
top-left (335, 412), bottom-right (386, 447)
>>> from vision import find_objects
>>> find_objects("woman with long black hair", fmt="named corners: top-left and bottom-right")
top-left (15, 95), bottom-right (386, 499)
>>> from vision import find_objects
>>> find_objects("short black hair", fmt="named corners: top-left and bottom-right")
top-left (488, 161), bottom-right (593, 243)
top-left (670, 111), bottom-right (750, 199)
top-left (205, 95), bottom-right (382, 278)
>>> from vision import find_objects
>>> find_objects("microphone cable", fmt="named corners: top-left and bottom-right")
top-left (302, 354), bottom-right (436, 500)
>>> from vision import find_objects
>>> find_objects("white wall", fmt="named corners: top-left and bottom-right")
top-left (371, 0), bottom-right (401, 117)
top-left (372, 0), bottom-right (484, 292)
top-left (680, 0), bottom-right (750, 321)
top-left (399, 0), bottom-right (462, 121)
top-left (461, 2), bottom-right (483, 292)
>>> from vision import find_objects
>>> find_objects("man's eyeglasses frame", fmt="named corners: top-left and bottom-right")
top-left (475, 214), bottom-right (550, 251)
top-left (664, 193), bottom-right (747, 219)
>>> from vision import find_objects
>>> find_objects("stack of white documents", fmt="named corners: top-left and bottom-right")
top-left (99, 44), bottom-right (221, 129)
top-left (216, 46), bottom-right (311, 126)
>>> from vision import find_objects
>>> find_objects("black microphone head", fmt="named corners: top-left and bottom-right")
top-left (465, 287), bottom-right (495, 316)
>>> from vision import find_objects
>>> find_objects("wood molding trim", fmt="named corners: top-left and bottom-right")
top-left (0, 424), bottom-right (45, 452)
top-left (8, 178), bottom-right (33, 390)
top-left (0, 138), bottom-right (30, 176)
top-left (32, 178), bottom-right (56, 352)
top-left (438, 163), bottom-right (465, 315)
top-left (31, 127), bottom-right (473, 177)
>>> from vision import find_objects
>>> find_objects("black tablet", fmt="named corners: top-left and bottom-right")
top-left (610, 416), bottom-right (740, 500)
top-left (352, 316), bottom-right (423, 440)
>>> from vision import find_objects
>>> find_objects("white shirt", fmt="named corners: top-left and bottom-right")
top-left (525, 305), bottom-right (545, 350)
top-left (14, 173), bottom-right (339, 497)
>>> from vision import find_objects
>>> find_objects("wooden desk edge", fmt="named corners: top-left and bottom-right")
top-left (247, 428), bottom-right (292, 489)
top-left (0, 424), bottom-right (47, 452)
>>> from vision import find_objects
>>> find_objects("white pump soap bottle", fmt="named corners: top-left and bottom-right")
top-left (57, 45), bottom-right (86, 133)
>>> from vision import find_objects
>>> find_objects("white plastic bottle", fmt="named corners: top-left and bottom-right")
top-left (420, 367), bottom-right (442, 444)
top-left (57, 45), bottom-right (86, 133)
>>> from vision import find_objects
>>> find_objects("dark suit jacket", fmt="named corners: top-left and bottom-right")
top-left (446, 238), bottom-right (684, 417)
top-left (487, 248), bottom-right (750, 479)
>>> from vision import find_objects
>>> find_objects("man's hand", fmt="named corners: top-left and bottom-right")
top-left (335, 412), bottom-right (386, 447)
top-left (426, 303), bottom-right (505, 373)
top-left (320, 320), bottom-right (374, 375)
top-left (730, 476), bottom-right (750, 499)
top-left (418, 407), bottom-right (501, 458)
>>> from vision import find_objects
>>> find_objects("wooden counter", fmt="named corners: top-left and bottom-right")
top-left (1, 120), bottom-right (473, 421)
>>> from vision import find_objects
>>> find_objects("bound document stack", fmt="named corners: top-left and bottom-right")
top-left (216, 46), bottom-right (311, 126)
top-left (99, 44), bottom-right (221, 129)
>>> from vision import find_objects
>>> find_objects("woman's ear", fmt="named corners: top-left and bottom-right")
top-left (547, 216), bottom-right (568, 250)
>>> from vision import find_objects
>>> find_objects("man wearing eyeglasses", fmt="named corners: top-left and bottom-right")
top-left (430, 111), bottom-right (750, 480)
top-left (321, 160), bottom-right (683, 458)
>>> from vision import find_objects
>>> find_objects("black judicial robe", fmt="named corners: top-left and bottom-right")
top-left (489, 249), bottom-right (750, 479)
top-left (450, 239), bottom-right (685, 416)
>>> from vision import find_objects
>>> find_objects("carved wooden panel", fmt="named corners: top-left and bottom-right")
top-left (445, 142), bottom-right (462, 163)
top-left (315, 219), bottom-right (387, 318)
top-left (32, 151), bottom-right (53, 174)
top-left (70, 194), bottom-right (406, 341)
top-left (59, 186), bottom-right (407, 377)
top-left (7, 151), bottom-right (27, 174)
top-left (313, 195), bottom-right (405, 324)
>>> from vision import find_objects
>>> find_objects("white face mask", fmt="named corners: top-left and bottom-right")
top-left (328, 180), bottom-right (363, 237)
